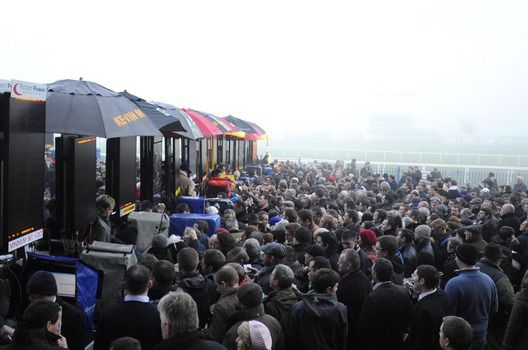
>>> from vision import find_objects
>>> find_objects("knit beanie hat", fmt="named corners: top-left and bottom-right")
top-left (237, 283), bottom-right (263, 308)
top-left (26, 271), bottom-right (58, 296)
top-left (455, 244), bottom-right (479, 266)
top-left (248, 320), bottom-right (272, 350)
top-left (151, 234), bottom-right (168, 249)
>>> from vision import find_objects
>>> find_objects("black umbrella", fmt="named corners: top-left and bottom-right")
top-left (120, 91), bottom-right (187, 133)
top-left (225, 115), bottom-right (260, 134)
top-left (149, 101), bottom-right (204, 140)
top-left (46, 79), bottom-right (163, 138)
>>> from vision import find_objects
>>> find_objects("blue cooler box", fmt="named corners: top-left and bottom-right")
top-left (206, 198), bottom-right (234, 214)
top-left (176, 196), bottom-right (206, 213)
top-left (169, 213), bottom-right (221, 236)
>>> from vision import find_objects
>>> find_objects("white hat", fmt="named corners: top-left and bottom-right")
top-left (248, 320), bottom-right (272, 350)
top-left (206, 206), bottom-right (219, 215)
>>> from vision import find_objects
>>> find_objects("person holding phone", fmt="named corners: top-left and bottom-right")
top-left (0, 300), bottom-right (67, 349)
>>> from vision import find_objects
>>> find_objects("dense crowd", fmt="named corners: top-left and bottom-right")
top-left (6, 159), bottom-right (528, 350)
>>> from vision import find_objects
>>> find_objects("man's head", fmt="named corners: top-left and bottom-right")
top-left (214, 265), bottom-right (239, 294)
top-left (237, 283), bottom-right (263, 309)
top-left (439, 316), bottom-right (473, 350)
top-left (152, 260), bottom-right (175, 288)
top-left (412, 265), bottom-right (440, 294)
top-left (414, 225), bottom-right (432, 242)
top-left (376, 235), bottom-right (398, 258)
top-left (294, 226), bottom-right (312, 245)
top-left (158, 292), bottom-right (199, 339)
top-left (338, 248), bottom-right (360, 275)
top-left (20, 299), bottom-right (62, 336)
top-left (262, 242), bottom-right (286, 267)
top-left (297, 209), bottom-right (314, 228)
top-left (396, 229), bottom-right (414, 248)
top-left (96, 194), bottom-right (115, 217)
top-left (341, 229), bottom-right (359, 250)
top-left (226, 247), bottom-right (250, 265)
top-left (447, 236), bottom-right (463, 254)
top-left (500, 203), bottom-right (514, 216)
top-left (270, 264), bottom-right (294, 290)
top-left (483, 243), bottom-right (504, 265)
top-left (26, 271), bottom-right (58, 302)
top-left (308, 256), bottom-right (332, 284)
top-left (177, 247), bottom-right (199, 274)
top-left (243, 238), bottom-right (262, 261)
top-left (373, 257), bottom-right (393, 283)
top-left (124, 265), bottom-right (151, 296)
top-left (109, 337), bottom-right (141, 350)
top-left (455, 244), bottom-right (480, 268)
top-left (463, 225), bottom-right (482, 242)
top-left (202, 249), bottom-right (226, 275)
top-left (312, 268), bottom-right (340, 294)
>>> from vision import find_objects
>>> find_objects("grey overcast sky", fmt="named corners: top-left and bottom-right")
top-left (2, 1), bottom-right (528, 140)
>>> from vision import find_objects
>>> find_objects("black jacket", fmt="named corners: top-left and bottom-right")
top-left (223, 305), bottom-right (282, 350)
top-left (503, 289), bottom-right (528, 350)
top-left (178, 272), bottom-right (217, 328)
top-left (400, 244), bottom-right (418, 278)
top-left (405, 289), bottom-right (453, 350)
top-left (148, 284), bottom-right (177, 303)
top-left (264, 287), bottom-right (301, 329)
top-left (498, 213), bottom-right (521, 236)
top-left (336, 270), bottom-right (372, 350)
top-left (204, 288), bottom-right (240, 342)
top-left (94, 300), bottom-right (162, 350)
top-left (357, 282), bottom-right (413, 350)
top-left (0, 329), bottom-right (63, 350)
top-left (153, 331), bottom-right (226, 350)
top-left (441, 253), bottom-right (458, 289)
top-left (57, 298), bottom-right (88, 350)
top-left (254, 265), bottom-right (276, 295)
top-left (285, 293), bottom-right (348, 350)
top-left (356, 247), bottom-right (372, 277)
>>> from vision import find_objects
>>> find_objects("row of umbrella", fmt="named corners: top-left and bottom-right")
top-left (45, 79), bottom-right (267, 140)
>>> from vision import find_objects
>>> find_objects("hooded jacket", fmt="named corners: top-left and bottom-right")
top-left (503, 288), bottom-right (528, 350)
top-left (222, 305), bottom-right (282, 350)
top-left (285, 293), bottom-right (347, 350)
top-left (264, 287), bottom-right (301, 328)
top-left (178, 272), bottom-right (217, 328)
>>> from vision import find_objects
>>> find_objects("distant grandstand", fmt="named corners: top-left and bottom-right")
top-left (260, 134), bottom-right (528, 187)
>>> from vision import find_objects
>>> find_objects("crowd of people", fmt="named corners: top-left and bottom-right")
top-left (7, 159), bottom-right (528, 350)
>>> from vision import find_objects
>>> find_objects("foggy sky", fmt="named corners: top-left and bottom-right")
top-left (2, 1), bottom-right (527, 141)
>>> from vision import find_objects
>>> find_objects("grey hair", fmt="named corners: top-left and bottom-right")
top-left (271, 264), bottom-right (294, 289)
top-left (243, 238), bottom-right (261, 259)
top-left (340, 248), bottom-right (360, 271)
top-left (225, 218), bottom-right (239, 231)
top-left (223, 209), bottom-right (236, 219)
top-left (158, 292), bottom-right (198, 335)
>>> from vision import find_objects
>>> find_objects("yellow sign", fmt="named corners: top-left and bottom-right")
top-left (113, 108), bottom-right (146, 127)
top-left (120, 202), bottom-right (136, 217)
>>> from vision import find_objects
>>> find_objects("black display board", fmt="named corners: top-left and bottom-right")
top-left (106, 137), bottom-right (136, 218)
top-left (139, 136), bottom-right (163, 204)
top-left (0, 93), bottom-right (45, 252)
top-left (56, 135), bottom-right (97, 235)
